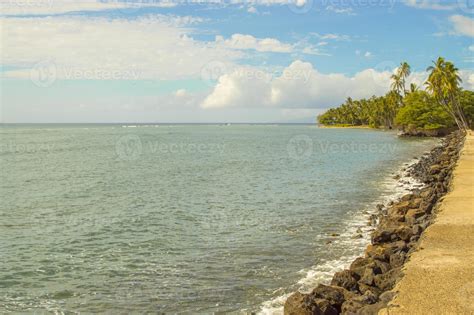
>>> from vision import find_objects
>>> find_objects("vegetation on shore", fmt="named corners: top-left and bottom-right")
top-left (318, 58), bottom-right (474, 135)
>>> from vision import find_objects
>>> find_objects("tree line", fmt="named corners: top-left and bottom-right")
top-left (318, 58), bottom-right (474, 132)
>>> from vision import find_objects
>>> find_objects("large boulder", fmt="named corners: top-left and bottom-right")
top-left (284, 291), bottom-right (322, 315)
top-left (349, 257), bottom-right (372, 278)
top-left (331, 270), bottom-right (360, 292)
top-left (357, 301), bottom-right (386, 315)
top-left (307, 284), bottom-right (353, 312)
top-left (405, 209), bottom-right (425, 225)
top-left (373, 267), bottom-right (402, 291)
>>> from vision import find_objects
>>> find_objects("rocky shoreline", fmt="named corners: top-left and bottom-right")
top-left (284, 131), bottom-right (465, 315)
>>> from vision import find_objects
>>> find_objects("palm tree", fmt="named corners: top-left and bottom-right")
top-left (409, 83), bottom-right (419, 93)
top-left (391, 62), bottom-right (411, 97)
top-left (398, 62), bottom-right (411, 96)
top-left (426, 57), bottom-right (468, 130)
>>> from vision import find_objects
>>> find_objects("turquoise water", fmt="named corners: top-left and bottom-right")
top-left (0, 125), bottom-right (436, 314)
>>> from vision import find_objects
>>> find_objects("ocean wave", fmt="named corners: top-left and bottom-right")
top-left (257, 156), bottom-right (429, 315)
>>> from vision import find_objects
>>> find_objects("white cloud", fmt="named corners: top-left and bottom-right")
top-left (247, 6), bottom-right (258, 13)
top-left (402, 0), bottom-right (457, 10)
top-left (175, 89), bottom-right (187, 97)
top-left (1, 16), bottom-right (244, 80)
top-left (216, 34), bottom-right (293, 53)
top-left (202, 62), bottom-right (474, 110)
top-left (325, 5), bottom-right (355, 15)
top-left (355, 50), bottom-right (372, 57)
top-left (301, 46), bottom-right (329, 56)
top-left (469, 45), bottom-right (474, 52)
top-left (0, 0), bottom-right (309, 16)
top-left (312, 33), bottom-right (351, 41)
top-left (201, 60), bottom-right (394, 109)
top-left (449, 15), bottom-right (474, 37)
top-left (0, 0), bottom-right (178, 15)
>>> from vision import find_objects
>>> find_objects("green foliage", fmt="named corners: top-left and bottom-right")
top-left (318, 58), bottom-right (473, 132)
top-left (395, 91), bottom-right (453, 130)
top-left (459, 90), bottom-right (474, 129)
top-left (317, 92), bottom-right (400, 129)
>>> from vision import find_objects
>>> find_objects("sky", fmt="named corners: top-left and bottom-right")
top-left (0, 0), bottom-right (473, 123)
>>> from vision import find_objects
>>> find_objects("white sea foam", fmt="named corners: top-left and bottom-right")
top-left (257, 156), bottom-right (429, 315)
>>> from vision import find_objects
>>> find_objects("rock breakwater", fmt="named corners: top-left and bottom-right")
top-left (284, 131), bottom-right (465, 315)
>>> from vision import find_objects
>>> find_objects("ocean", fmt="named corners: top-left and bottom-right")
top-left (0, 124), bottom-right (437, 314)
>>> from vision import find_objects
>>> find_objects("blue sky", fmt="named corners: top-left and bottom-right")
top-left (1, 0), bottom-right (473, 123)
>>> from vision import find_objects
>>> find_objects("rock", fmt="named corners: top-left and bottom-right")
top-left (284, 291), bottom-right (322, 315)
top-left (405, 209), bottom-right (425, 225)
top-left (357, 301), bottom-right (386, 315)
top-left (387, 201), bottom-right (411, 216)
top-left (412, 224), bottom-right (423, 236)
top-left (373, 267), bottom-right (402, 291)
top-left (315, 299), bottom-right (338, 315)
top-left (350, 257), bottom-right (371, 278)
top-left (430, 164), bottom-right (442, 174)
top-left (352, 233), bottom-right (363, 239)
top-left (395, 226), bottom-right (413, 242)
top-left (331, 270), bottom-right (360, 292)
top-left (389, 251), bottom-right (406, 268)
top-left (353, 290), bottom-right (378, 305)
top-left (358, 283), bottom-right (382, 297)
top-left (373, 260), bottom-right (391, 274)
top-left (371, 229), bottom-right (394, 245)
top-left (378, 291), bottom-right (396, 304)
top-left (400, 194), bottom-right (414, 202)
top-left (308, 284), bottom-right (351, 312)
top-left (360, 267), bottom-right (375, 286)
top-left (341, 299), bottom-right (365, 315)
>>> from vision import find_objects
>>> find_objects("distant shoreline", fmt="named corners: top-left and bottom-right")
top-left (318, 124), bottom-right (372, 129)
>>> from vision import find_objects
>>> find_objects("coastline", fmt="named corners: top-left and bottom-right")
top-left (380, 132), bottom-right (474, 314)
top-left (284, 131), bottom-right (465, 314)
top-left (259, 156), bottom-right (428, 314)
top-left (318, 125), bottom-right (372, 129)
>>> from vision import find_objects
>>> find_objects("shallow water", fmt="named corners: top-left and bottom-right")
top-left (0, 125), bottom-right (437, 313)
